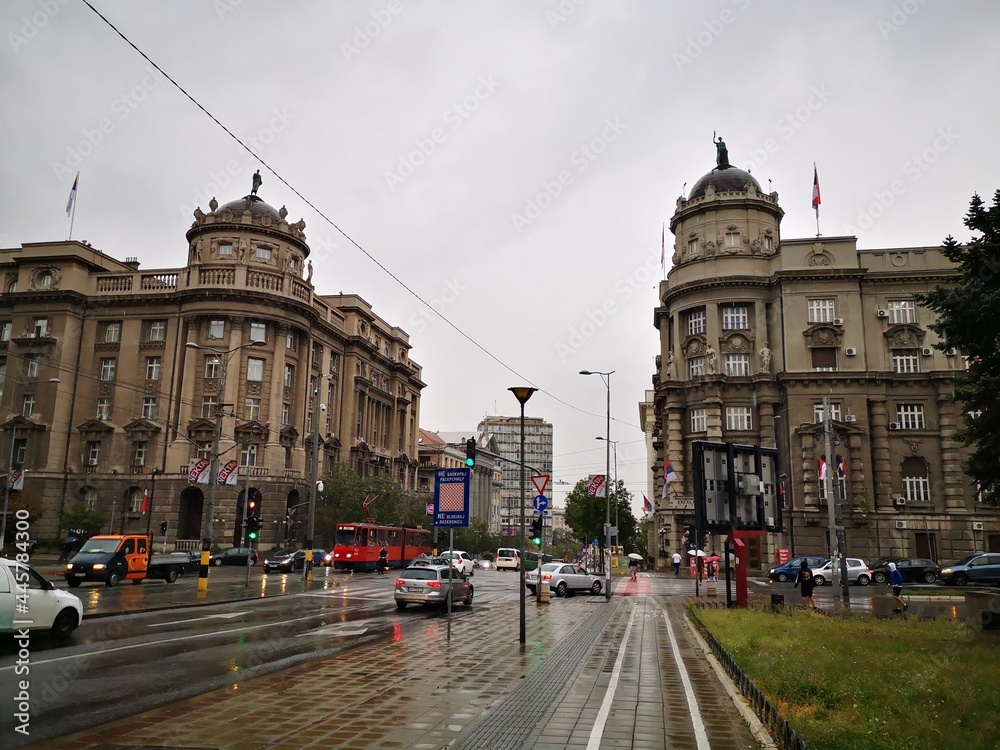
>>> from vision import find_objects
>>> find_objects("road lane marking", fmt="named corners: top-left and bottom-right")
top-left (146, 612), bottom-right (245, 627)
top-left (586, 603), bottom-right (636, 750)
top-left (663, 605), bottom-right (711, 750)
top-left (296, 623), bottom-right (369, 637)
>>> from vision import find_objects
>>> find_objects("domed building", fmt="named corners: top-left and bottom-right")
top-left (0, 182), bottom-right (425, 550)
top-left (643, 139), bottom-right (998, 572)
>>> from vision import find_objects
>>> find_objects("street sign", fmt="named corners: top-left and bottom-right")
top-left (532, 494), bottom-right (548, 512)
top-left (433, 468), bottom-right (470, 528)
top-left (531, 474), bottom-right (549, 496)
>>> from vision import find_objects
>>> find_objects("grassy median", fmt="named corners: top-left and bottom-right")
top-left (693, 605), bottom-right (1000, 750)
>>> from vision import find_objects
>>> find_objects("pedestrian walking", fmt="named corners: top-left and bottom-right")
top-left (628, 556), bottom-right (639, 581)
top-left (888, 561), bottom-right (908, 613)
top-left (672, 550), bottom-right (681, 576)
top-left (58, 534), bottom-right (79, 563)
top-left (794, 559), bottom-right (816, 609)
top-left (377, 545), bottom-right (388, 575)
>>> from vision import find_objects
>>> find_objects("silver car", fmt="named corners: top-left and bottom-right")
top-left (525, 562), bottom-right (602, 597)
top-left (394, 564), bottom-right (474, 609)
top-left (810, 558), bottom-right (872, 586)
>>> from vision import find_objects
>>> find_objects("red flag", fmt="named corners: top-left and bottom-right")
top-left (818, 457), bottom-right (827, 480)
top-left (812, 163), bottom-right (821, 213)
top-left (642, 494), bottom-right (653, 515)
top-left (141, 485), bottom-right (149, 514)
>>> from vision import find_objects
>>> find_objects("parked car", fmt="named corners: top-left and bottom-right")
top-left (210, 547), bottom-right (259, 566)
top-left (1, 558), bottom-right (83, 638)
top-left (524, 562), bottom-right (602, 596)
top-left (767, 556), bottom-right (828, 583)
top-left (393, 564), bottom-right (473, 608)
top-left (810, 558), bottom-right (872, 586)
top-left (870, 557), bottom-right (940, 584)
top-left (439, 550), bottom-right (475, 576)
top-left (938, 553), bottom-right (1000, 586)
top-left (475, 558), bottom-right (494, 570)
top-left (162, 550), bottom-right (201, 574)
top-left (263, 549), bottom-right (327, 573)
top-left (409, 555), bottom-right (449, 567)
top-left (495, 547), bottom-right (520, 571)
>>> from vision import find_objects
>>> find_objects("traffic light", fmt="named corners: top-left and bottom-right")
top-left (247, 516), bottom-right (260, 541)
top-left (465, 437), bottom-right (476, 468)
top-left (530, 517), bottom-right (542, 545)
top-left (159, 521), bottom-right (168, 535)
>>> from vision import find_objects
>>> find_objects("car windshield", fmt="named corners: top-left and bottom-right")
top-left (78, 539), bottom-right (120, 554)
top-left (949, 554), bottom-right (979, 566)
top-left (400, 568), bottom-right (438, 580)
top-left (539, 563), bottom-right (561, 572)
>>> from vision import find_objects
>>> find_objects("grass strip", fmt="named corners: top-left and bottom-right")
top-left (693, 605), bottom-right (1000, 750)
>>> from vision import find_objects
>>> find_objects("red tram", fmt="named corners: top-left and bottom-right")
top-left (331, 523), bottom-right (431, 571)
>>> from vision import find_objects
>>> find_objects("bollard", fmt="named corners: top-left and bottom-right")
top-left (706, 582), bottom-right (718, 597)
top-left (538, 581), bottom-right (550, 604)
top-left (771, 593), bottom-right (785, 609)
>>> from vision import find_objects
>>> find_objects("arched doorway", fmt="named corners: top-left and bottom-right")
top-left (234, 487), bottom-right (263, 547)
top-left (178, 487), bottom-right (204, 541)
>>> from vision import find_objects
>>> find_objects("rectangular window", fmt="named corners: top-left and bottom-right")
top-left (102, 321), bottom-right (121, 343)
top-left (21, 394), bottom-right (35, 417)
top-left (888, 300), bottom-right (916, 324)
top-left (255, 245), bottom-right (272, 261)
top-left (892, 350), bottom-right (920, 374)
top-left (13, 438), bottom-right (27, 466)
top-left (818, 476), bottom-right (848, 502)
top-left (0, 363), bottom-right (6, 399)
top-left (722, 306), bottom-right (749, 331)
top-left (1, 321), bottom-right (10, 341)
top-left (244, 397), bottom-right (261, 421)
top-left (147, 320), bottom-right (167, 342)
top-left (217, 243), bottom-right (233, 257)
top-left (133, 441), bottom-right (146, 467)
top-left (763, 235), bottom-right (774, 252)
top-left (196, 442), bottom-right (212, 461)
top-left (141, 397), bottom-right (158, 419)
top-left (201, 396), bottom-right (217, 418)
top-left (726, 406), bottom-right (753, 431)
top-left (208, 319), bottom-right (225, 339)
top-left (145, 356), bottom-right (162, 381)
top-left (688, 238), bottom-right (698, 255)
top-left (87, 441), bottom-right (101, 466)
top-left (33, 317), bottom-right (49, 337)
top-left (811, 348), bottom-right (838, 372)
top-left (100, 358), bottom-right (117, 381)
top-left (247, 357), bottom-right (264, 382)
top-left (725, 353), bottom-right (750, 376)
top-left (687, 309), bottom-right (706, 336)
top-left (281, 402), bottom-right (290, 425)
top-left (284, 363), bottom-right (295, 388)
top-left (690, 408), bottom-right (707, 433)
top-left (808, 298), bottom-right (836, 324)
top-left (240, 443), bottom-right (258, 467)
top-left (25, 355), bottom-right (40, 379)
top-left (724, 232), bottom-right (740, 248)
top-left (128, 490), bottom-right (143, 514)
top-left (902, 476), bottom-right (930, 504)
top-left (896, 404), bottom-right (925, 429)
top-left (689, 356), bottom-right (706, 378)
top-left (249, 322), bottom-right (266, 342)
top-left (97, 397), bottom-right (111, 420)
top-left (286, 331), bottom-right (297, 350)
top-left (329, 352), bottom-right (340, 374)
top-left (204, 356), bottom-right (220, 379)
top-left (813, 403), bottom-right (842, 423)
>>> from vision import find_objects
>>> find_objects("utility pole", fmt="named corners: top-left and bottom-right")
top-left (823, 396), bottom-right (850, 604)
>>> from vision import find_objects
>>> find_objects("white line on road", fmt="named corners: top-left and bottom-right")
top-left (146, 612), bottom-right (245, 627)
top-left (663, 605), bottom-right (711, 750)
top-left (586, 603), bottom-right (636, 750)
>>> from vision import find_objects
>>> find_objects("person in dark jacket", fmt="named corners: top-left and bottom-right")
top-left (888, 561), bottom-right (908, 612)
top-left (377, 545), bottom-right (388, 575)
top-left (794, 559), bottom-right (816, 609)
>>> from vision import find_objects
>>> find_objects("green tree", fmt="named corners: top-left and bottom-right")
top-left (564, 477), bottom-right (635, 554)
top-left (918, 190), bottom-right (1000, 503)
top-left (59, 501), bottom-right (108, 537)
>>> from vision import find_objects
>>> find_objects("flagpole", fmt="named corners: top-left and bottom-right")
top-left (67, 173), bottom-right (79, 241)
top-left (69, 195), bottom-right (77, 241)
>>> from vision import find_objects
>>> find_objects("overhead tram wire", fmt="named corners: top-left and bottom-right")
top-left (79, 0), bottom-right (606, 424)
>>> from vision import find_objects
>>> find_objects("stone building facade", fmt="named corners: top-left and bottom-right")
top-left (0, 191), bottom-right (424, 550)
top-left (645, 146), bottom-right (1000, 571)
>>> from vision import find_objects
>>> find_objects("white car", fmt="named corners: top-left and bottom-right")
top-left (810, 558), bottom-right (872, 586)
top-left (0, 558), bottom-right (84, 638)
top-left (439, 550), bottom-right (475, 576)
top-left (525, 562), bottom-right (603, 597)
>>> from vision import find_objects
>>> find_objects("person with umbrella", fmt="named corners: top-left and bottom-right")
top-left (627, 552), bottom-right (642, 580)
top-left (59, 533), bottom-right (80, 563)
top-left (704, 552), bottom-right (721, 581)
top-left (687, 548), bottom-right (706, 581)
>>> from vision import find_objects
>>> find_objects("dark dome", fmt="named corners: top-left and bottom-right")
top-left (216, 194), bottom-right (282, 221)
top-left (688, 166), bottom-right (761, 199)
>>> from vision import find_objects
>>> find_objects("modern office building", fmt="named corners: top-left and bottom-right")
top-left (0, 188), bottom-right (424, 549)
top-left (645, 142), bottom-right (999, 571)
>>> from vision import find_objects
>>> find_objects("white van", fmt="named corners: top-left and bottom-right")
top-left (495, 547), bottom-right (520, 571)
top-left (1, 558), bottom-right (83, 638)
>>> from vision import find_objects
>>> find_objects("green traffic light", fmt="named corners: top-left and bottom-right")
top-left (465, 457), bottom-right (474, 467)
top-left (248, 531), bottom-right (257, 540)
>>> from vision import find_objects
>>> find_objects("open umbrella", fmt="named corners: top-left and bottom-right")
top-left (627, 552), bottom-right (643, 561)
top-left (687, 549), bottom-right (706, 557)
top-left (704, 554), bottom-right (721, 564)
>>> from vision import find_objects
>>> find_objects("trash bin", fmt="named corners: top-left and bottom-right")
top-left (771, 593), bottom-right (785, 609)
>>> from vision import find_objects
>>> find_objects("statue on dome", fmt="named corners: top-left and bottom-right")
top-left (713, 132), bottom-right (730, 169)
top-left (251, 169), bottom-right (262, 196)
top-left (306, 260), bottom-right (313, 283)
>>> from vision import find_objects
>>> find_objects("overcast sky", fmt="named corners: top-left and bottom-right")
top-left (3, 1), bottom-right (999, 516)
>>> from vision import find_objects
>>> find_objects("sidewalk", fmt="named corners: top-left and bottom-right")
top-left (26, 574), bottom-right (765, 750)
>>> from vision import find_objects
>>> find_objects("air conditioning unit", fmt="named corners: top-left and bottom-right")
top-left (845, 414), bottom-right (857, 423)
top-left (921, 347), bottom-right (934, 356)
top-left (972, 521), bottom-right (984, 531)
top-left (833, 318), bottom-right (844, 326)
top-left (845, 347), bottom-right (858, 356)
top-left (888, 422), bottom-right (901, 430)
top-left (88, 459), bottom-right (98, 466)
top-left (895, 496), bottom-right (906, 506)
top-left (894, 520), bottom-right (908, 530)
top-left (877, 309), bottom-right (889, 318)
top-left (945, 348), bottom-right (957, 356)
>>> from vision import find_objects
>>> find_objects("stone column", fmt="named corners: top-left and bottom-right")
top-left (759, 401), bottom-right (776, 448)
top-left (801, 431), bottom-right (818, 508)
top-left (937, 391), bottom-right (966, 510)
top-left (167, 317), bottom-right (200, 469)
top-left (266, 325), bottom-right (289, 464)
top-left (221, 316), bottom-right (244, 458)
top-left (868, 398), bottom-right (893, 509)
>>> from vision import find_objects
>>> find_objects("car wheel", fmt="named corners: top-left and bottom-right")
top-left (66, 578), bottom-right (81, 589)
top-left (556, 581), bottom-right (568, 597)
top-left (51, 609), bottom-right (79, 638)
top-left (813, 575), bottom-right (826, 586)
top-left (923, 572), bottom-right (937, 583)
top-left (591, 580), bottom-right (602, 595)
top-left (165, 568), bottom-right (179, 583)
top-left (777, 572), bottom-right (789, 583)
top-left (873, 571), bottom-right (887, 584)
top-left (465, 586), bottom-right (474, 606)
top-left (213, 558), bottom-right (222, 567)
top-left (396, 600), bottom-right (407, 609)
top-left (107, 571), bottom-right (121, 587)
top-left (954, 573), bottom-right (969, 586)
top-left (858, 574), bottom-right (870, 586)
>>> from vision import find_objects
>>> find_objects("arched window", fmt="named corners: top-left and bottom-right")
top-left (901, 456), bottom-right (930, 504)
top-left (83, 486), bottom-right (98, 511)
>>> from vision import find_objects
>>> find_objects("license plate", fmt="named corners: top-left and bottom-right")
top-left (407, 587), bottom-right (421, 593)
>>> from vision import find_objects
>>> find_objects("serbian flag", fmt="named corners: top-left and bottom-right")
top-left (818, 456), bottom-right (827, 480)
top-left (837, 454), bottom-right (847, 478)
top-left (643, 494), bottom-right (653, 515)
top-left (661, 457), bottom-right (678, 498)
top-left (66, 172), bottom-right (79, 216)
top-left (140, 485), bottom-right (149, 514)
top-left (811, 163), bottom-right (821, 214)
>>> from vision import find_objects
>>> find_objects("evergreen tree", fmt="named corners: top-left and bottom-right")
top-left (918, 190), bottom-right (1000, 504)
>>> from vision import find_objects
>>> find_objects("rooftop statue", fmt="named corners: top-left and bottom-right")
top-left (251, 169), bottom-right (262, 196)
top-left (713, 132), bottom-right (730, 169)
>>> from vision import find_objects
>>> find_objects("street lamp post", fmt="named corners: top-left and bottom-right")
top-left (596, 437), bottom-right (618, 548)
top-left (185, 340), bottom-right (266, 592)
top-left (581, 370), bottom-right (614, 602)
top-left (508, 386), bottom-right (537, 646)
